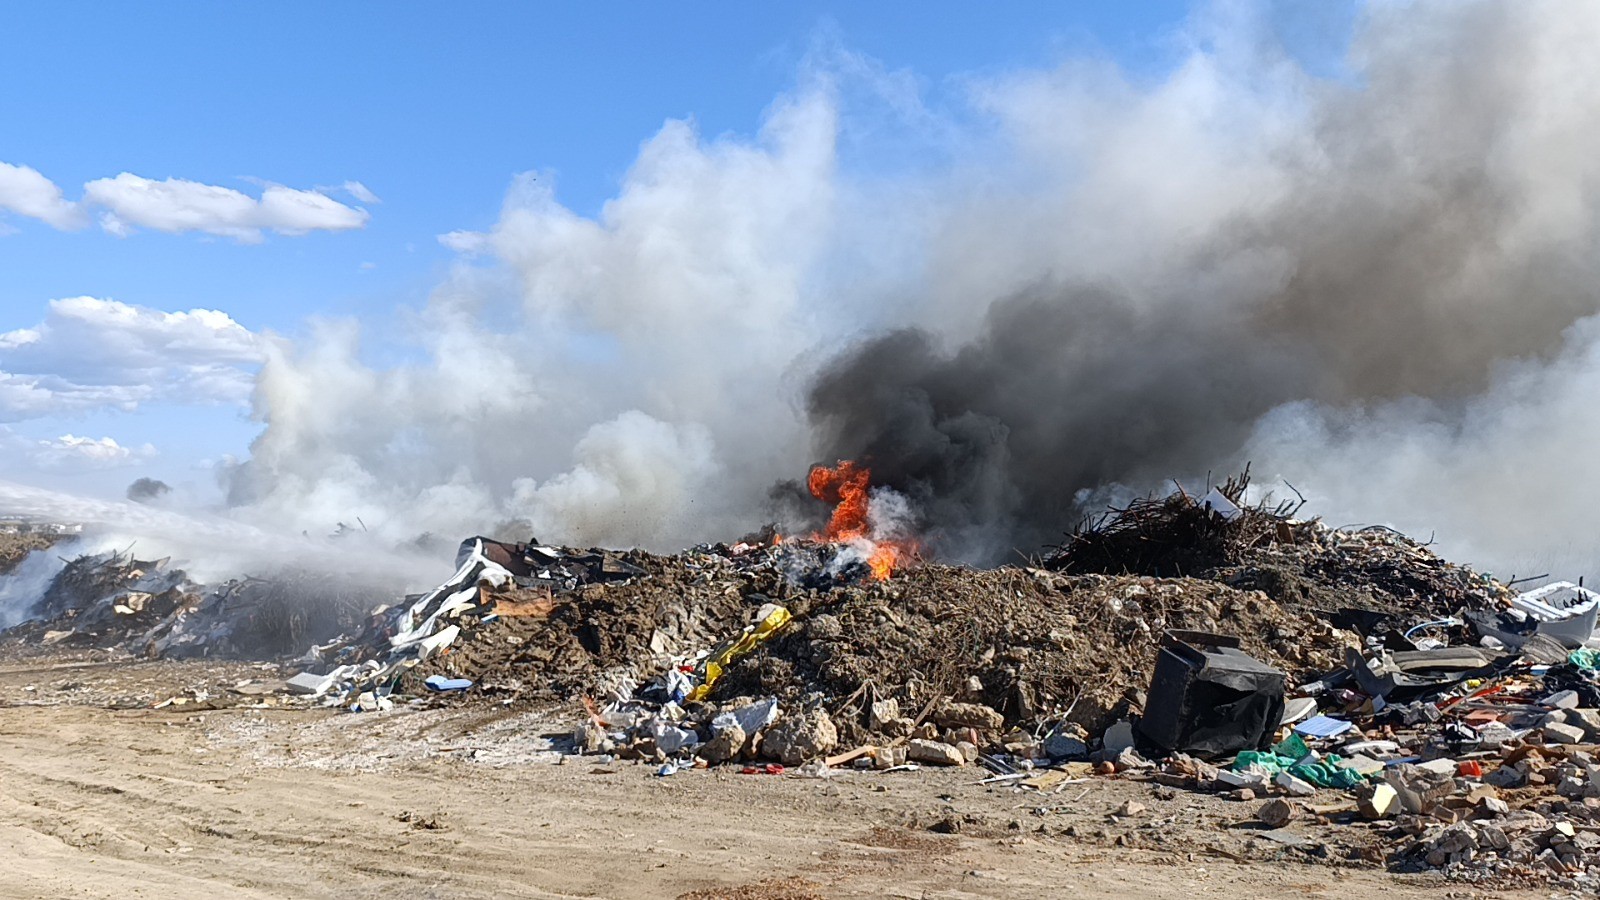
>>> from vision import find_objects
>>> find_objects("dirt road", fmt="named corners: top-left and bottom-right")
top-left (0, 657), bottom-right (1545, 899)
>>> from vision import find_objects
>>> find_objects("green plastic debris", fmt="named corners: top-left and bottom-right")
top-left (1231, 734), bottom-right (1368, 790)
top-left (1570, 648), bottom-right (1600, 671)
top-left (1233, 750), bottom-right (1283, 773)
top-left (1273, 733), bottom-right (1311, 762)
top-left (1289, 754), bottom-right (1365, 789)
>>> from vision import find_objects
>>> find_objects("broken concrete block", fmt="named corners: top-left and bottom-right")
top-left (1385, 765), bottom-right (1454, 814)
top-left (573, 721), bottom-right (605, 754)
top-left (1544, 722), bottom-right (1586, 745)
top-left (1414, 758), bottom-right (1458, 777)
top-left (1337, 754), bottom-right (1386, 778)
top-left (1359, 783), bottom-right (1399, 819)
top-left (1486, 764), bottom-right (1527, 788)
top-left (1102, 720), bottom-right (1136, 754)
top-left (1341, 739), bottom-right (1401, 758)
top-left (868, 698), bottom-right (901, 732)
top-left (1275, 771), bottom-right (1316, 797)
top-left (1114, 800), bottom-right (1145, 816)
top-left (1043, 727), bottom-right (1089, 760)
top-left (1476, 823), bottom-right (1510, 850)
top-left (1474, 721), bottom-right (1519, 747)
top-left (1478, 796), bottom-right (1510, 815)
top-left (1257, 797), bottom-right (1296, 828)
top-left (763, 708), bottom-right (838, 765)
top-left (873, 745), bottom-right (907, 769)
top-left (1217, 766), bottom-right (1271, 790)
top-left (698, 724), bottom-right (745, 765)
top-left (1541, 710), bottom-right (1570, 728)
top-left (1544, 689), bottom-right (1581, 710)
top-left (1568, 708), bottom-right (1600, 740)
top-left (907, 739), bottom-right (965, 767)
top-left (932, 702), bottom-right (1004, 731)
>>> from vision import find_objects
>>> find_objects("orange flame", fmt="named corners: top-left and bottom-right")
top-left (866, 544), bottom-right (899, 580)
top-left (808, 460), bottom-right (872, 542)
top-left (807, 460), bottom-right (911, 581)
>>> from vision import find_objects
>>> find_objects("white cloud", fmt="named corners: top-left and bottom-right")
top-left (437, 230), bottom-right (487, 254)
top-left (342, 181), bottom-right (381, 204)
top-left (0, 427), bottom-right (155, 473)
top-left (0, 160), bottom-right (372, 240)
top-left (0, 162), bottom-right (84, 230)
top-left (32, 434), bottom-right (156, 469)
top-left (83, 174), bottom-right (369, 242)
top-left (0, 296), bottom-right (265, 421)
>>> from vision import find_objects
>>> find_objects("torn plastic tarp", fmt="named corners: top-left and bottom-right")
top-left (1347, 646), bottom-right (1506, 700)
top-left (686, 605), bottom-right (792, 703)
top-left (304, 537), bottom-right (512, 704)
top-left (1233, 733), bottom-right (1367, 790)
top-left (1136, 630), bottom-right (1285, 760)
top-left (713, 698), bottom-right (780, 736)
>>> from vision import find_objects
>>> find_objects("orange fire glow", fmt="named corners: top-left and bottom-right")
top-left (807, 460), bottom-right (913, 581)
top-left (808, 460), bottom-right (872, 542)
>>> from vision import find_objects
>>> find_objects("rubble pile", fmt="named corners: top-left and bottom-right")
top-left (0, 533), bottom-right (61, 576)
top-left (12, 472), bottom-right (1600, 887)
top-left (411, 552), bottom-right (1353, 739)
top-left (0, 548), bottom-right (386, 659)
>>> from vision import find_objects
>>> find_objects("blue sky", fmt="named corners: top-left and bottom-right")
top-left (0, 1), bottom-right (1353, 501)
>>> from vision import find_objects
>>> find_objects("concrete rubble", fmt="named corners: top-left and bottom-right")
top-left (9, 471), bottom-right (1600, 888)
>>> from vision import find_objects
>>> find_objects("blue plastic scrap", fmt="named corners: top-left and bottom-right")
top-left (424, 674), bottom-right (474, 692)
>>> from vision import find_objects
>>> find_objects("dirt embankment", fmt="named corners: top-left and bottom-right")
top-left (0, 533), bottom-right (61, 576)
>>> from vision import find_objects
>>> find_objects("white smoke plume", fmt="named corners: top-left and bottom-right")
top-left (0, 480), bottom-right (442, 592)
top-left (204, 0), bottom-right (1600, 583)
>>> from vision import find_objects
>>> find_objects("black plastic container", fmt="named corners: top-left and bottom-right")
top-left (1136, 630), bottom-right (1286, 759)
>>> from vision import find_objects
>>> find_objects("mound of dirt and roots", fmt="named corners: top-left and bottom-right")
top-left (407, 477), bottom-right (1506, 743)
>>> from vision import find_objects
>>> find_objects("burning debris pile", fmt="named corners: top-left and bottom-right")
top-left (0, 548), bottom-right (387, 659)
top-left (9, 467), bottom-right (1600, 885)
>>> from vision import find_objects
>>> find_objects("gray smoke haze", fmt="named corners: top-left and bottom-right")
top-left (212, 0), bottom-right (1600, 581)
top-left (803, 0), bottom-right (1600, 569)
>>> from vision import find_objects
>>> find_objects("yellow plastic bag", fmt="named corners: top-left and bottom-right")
top-left (687, 606), bottom-right (791, 702)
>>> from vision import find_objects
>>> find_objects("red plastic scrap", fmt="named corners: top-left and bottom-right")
top-left (739, 764), bottom-right (785, 775)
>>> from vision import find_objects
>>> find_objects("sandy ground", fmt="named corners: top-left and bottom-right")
top-left (0, 656), bottom-right (1554, 900)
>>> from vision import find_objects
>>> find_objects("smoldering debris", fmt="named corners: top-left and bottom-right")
top-left (12, 473), bottom-right (1600, 885)
top-left (1, 548), bottom-right (392, 660)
